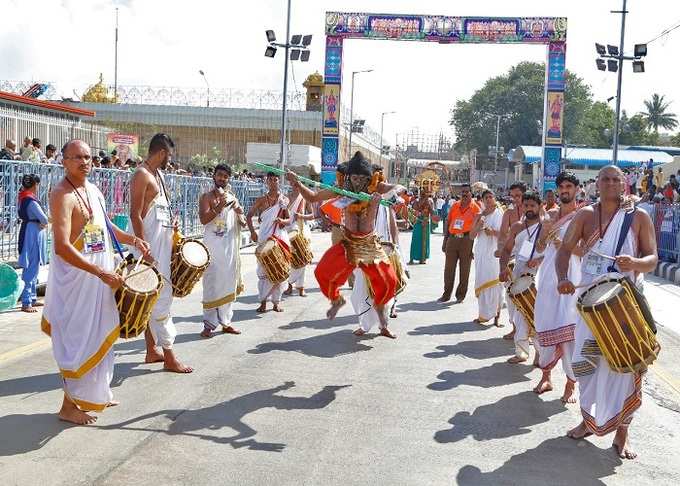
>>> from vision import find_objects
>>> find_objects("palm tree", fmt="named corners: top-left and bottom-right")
top-left (642, 93), bottom-right (678, 133)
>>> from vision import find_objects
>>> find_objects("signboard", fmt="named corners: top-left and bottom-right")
top-left (106, 133), bottom-right (139, 162)
top-left (322, 84), bottom-right (340, 135)
top-left (545, 92), bottom-right (564, 145)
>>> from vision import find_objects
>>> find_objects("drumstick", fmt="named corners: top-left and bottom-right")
top-left (589, 248), bottom-right (617, 261)
top-left (124, 265), bottom-right (152, 281)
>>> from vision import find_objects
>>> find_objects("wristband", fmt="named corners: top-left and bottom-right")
top-left (557, 277), bottom-right (570, 285)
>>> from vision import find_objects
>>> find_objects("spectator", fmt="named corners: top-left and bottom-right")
top-left (91, 155), bottom-right (101, 168)
top-left (647, 169), bottom-right (655, 195)
top-left (663, 182), bottom-right (677, 203)
top-left (647, 158), bottom-right (655, 170)
top-left (19, 137), bottom-right (33, 160)
top-left (0, 139), bottom-right (18, 160)
top-left (652, 186), bottom-right (663, 203)
top-left (584, 179), bottom-right (597, 202)
top-left (17, 174), bottom-right (48, 312)
top-left (654, 167), bottom-right (664, 189)
top-left (28, 138), bottom-right (45, 163)
top-left (670, 174), bottom-right (679, 192)
top-left (45, 144), bottom-right (57, 163)
top-left (100, 156), bottom-right (111, 168)
top-left (126, 158), bottom-right (136, 169)
top-left (640, 170), bottom-right (649, 194)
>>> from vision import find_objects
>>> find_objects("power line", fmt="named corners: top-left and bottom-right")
top-left (646, 18), bottom-right (680, 45)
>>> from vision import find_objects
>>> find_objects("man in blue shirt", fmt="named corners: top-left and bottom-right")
top-left (17, 174), bottom-right (48, 312)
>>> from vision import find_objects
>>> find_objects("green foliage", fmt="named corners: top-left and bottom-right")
top-left (618, 111), bottom-right (655, 146)
top-left (570, 101), bottom-right (614, 148)
top-left (641, 93), bottom-right (678, 133)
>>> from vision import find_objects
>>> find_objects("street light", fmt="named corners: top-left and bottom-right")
top-left (348, 69), bottom-right (373, 156)
top-left (379, 111), bottom-right (396, 175)
top-left (198, 69), bottom-right (210, 108)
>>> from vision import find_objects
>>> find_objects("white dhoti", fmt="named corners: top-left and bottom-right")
top-left (256, 198), bottom-right (290, 303)
top-left (351, 268), bottom-right (392, 332)
top-left (474, 208), bottom-right (503, 322)
top-left (534, 215), bottom-right (579, 380)
top-left (572, 210), bottom-right (642, 436)
top-left (42, 182), bottom-right (119, 411)
top-left (202, 199), bottom-right (243, 330)
top-left (510, 222), bottom-right (541, 358)
top-left (132, 183), bottom-right (176, 349)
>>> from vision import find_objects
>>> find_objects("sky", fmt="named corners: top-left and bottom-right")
top-left (3, 0), bottom-right (680, 145)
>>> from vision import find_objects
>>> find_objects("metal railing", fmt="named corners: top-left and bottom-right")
top-left (649, 202), bottom-right (680, 264)
top-left (0, 160), bottom-right (265, 263)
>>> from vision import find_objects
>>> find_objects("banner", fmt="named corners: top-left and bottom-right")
top-left (106, 133), bottom-right (139, 162)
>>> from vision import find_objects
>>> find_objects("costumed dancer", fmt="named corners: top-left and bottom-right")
top-left (557, 165), bottom-right (658, 460)
top-left (199, 164), bottom-right (244, 337)
top-left (409, 189), bottom-right (434, 264)
top-left (43, 140), bottom-right (150, 424)
top-left (247, 172), bottom-right (291, 313)
top-left (130, 133), bottom-right (193, 373)
top-left (284, 184), bottom-right (315, 297)
top-left (286, 152), bottom-right (404, 338)
top-left (470, 189), bottom-right (504, 326)
top-left (532, 171), bottom-right (582, 402)
top-left (499, 192), bottom-right (543, 364)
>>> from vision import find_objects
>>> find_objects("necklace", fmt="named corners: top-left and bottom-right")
top-left (597, 202), bottom-right (619, 242)
top-left (66, 177), bottom-right (92, 222)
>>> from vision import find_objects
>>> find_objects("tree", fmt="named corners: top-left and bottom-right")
top-left (641, 93), bottom-right (678, 133)
top-left (450, 62), bottom-right (593, 156)
top-left (571, 101), bottom-right (614, 148)
top-left (618, 111), bottom-right (654, 146)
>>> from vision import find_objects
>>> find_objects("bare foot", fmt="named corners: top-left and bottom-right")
top-left (21, 305), bottom-right (38, 313)
top-left (327, 297), bottom-right (346, 320)
top-left (200, 328), bottom-right (212, 338)
top-left (380, 327), bottom-right (397, 339)
top-left (298, 288), bottom-right (306, 297)
top-left (566, 421), bottom-right (592, 440)
top-left (222, 325), bottom-right (241, 335)
top-left (58, 396), bottom-right (97, 425)
top-left (163, 349), bottom-right (193, 373)
top-left (613, 426), bottom-right (637, 460)
top-left (473, 318), bottom-right (486, 326)
top-left (272, 304), bottom-right (284, 312)
top-left (561, 380), bottom-right (577, 404)
top-left (106, 400), bottom-right (120, 407)
top-left (283, 284), bottom-right (293, 296)
top-left (437, 295), bottom-right (450, 303)
top-left (352, 328), bottom-right (366, 336)
top-left (533, 372), bottom-right (553, 395)
top-left (32, 301), bottom-right (44, 307)
top-left (256, 302), bottom-right (267, 313)
top-left (507, 355), bottom-right (527, 364)
top-left (145, 348), bottom-right (165, 363)
top-left (503, 329), bottom-right (516, 340)
top-left (494, 316), bottom-right (504, 328)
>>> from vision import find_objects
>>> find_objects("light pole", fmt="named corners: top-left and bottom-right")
top-left (612, 0), bottom-right (627, 166)
top-left (379, 110), bottom-right (396, 173)
top-left (487, 113), bottom-right (510, 172)
top-left (114, 7), bottom-right (119, 100)
top-left (348, 69), bottom-right (373, 156)
top-left (198, 70), bottom-right (210, 108)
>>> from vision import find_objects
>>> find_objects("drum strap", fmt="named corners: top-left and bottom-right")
top-left (607, 208), bottom-right (636, 273)
top-left (100, 200), bottom-right (126, 259)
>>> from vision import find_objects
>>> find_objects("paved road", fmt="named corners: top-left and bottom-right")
top-left (1, 231), bottom-right (680, 486)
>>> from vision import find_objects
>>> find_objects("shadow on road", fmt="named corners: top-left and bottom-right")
top-left (428, 362), bottom-right (533, 391)
top-left (279, 314), bottom-right (356, 331)
top-left (247, 329), bottom-right (375, 358)
top-left (456, 436), bottom-right (621, 485)
top-left (0, 413), bottom-right (72, 456)
top-left (409, 321), bottom-right (492, 336)
top-left (434, 391), bottom-right (566, 444)
top-left (101, 381), bottom-right (350, 452)
top-left (397, 301), bottom-right (454, 313)
top-left (424, 337), bottom-right (511, 360)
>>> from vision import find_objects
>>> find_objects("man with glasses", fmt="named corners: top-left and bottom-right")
top-left (438, 183), bottom-right (481, 304)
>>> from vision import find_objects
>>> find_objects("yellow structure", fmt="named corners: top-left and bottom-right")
top-left (303, 71), bottom-right (323, 112)
top-left (82, 74), bottom-right (117, 104)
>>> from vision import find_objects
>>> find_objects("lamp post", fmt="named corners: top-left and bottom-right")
top-left (114, 7), bottom-right (119, 100)
top-left (348, 69), bottom-right (373, 156)
top-left (198, 70), bottom-right (210, 108)
top-left (379, 110), bottom-right (396, 173)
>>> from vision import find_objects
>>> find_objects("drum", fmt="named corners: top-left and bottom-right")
top-left (171, 238), bottom-right (210, 298)
top-left (289, 229), bottom-right (313, 269)
top-left (115, 259), bottom-right (162, 339)
top-left (577, 273), bottom-right (660, 373)
top-left (508, 273), bottom-right (537, 335)
top-left (256, 238), bottom-right (291, 284)
top-left (381, 242), bottom-right (408, 295)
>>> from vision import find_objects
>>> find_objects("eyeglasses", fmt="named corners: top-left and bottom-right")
top-left (63, 155), bottom-right (92, 162)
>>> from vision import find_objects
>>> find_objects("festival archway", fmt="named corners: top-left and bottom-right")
top-left (321, 12), bottom-right (567, 192)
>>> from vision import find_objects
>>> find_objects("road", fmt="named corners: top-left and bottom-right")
top-left (1, 231), bottom-right (680, 486)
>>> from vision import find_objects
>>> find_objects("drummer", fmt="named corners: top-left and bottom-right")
top-left (246, 171), bottom-right (291, 313)
top-left (198, 164), bottom-right (244, 337)
top-left (42, 139), bottom-right (150, 424)
top-left (129, 133), bottom-right (193, 373)
top-left (284, 183), bottom-right (315, 297)
top-left (556, 165), bottom-right (658, 460)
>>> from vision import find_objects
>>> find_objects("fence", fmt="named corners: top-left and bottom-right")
top-left (0, 160), bottom-right (265, 263)
top-left (649, 202), bottom-right (680, 264)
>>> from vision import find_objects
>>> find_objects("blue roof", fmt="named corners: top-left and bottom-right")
top-left (509, 145), bottom-right (674, 167)
top-left (624, 145), bottom-right (680, 157)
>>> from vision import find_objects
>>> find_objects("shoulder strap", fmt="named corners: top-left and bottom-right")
top-left (607, 208), bottom-right (636, 272)
top-left (99, 200), bottom-right (125, 259)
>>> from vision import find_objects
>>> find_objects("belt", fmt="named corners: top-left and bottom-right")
top-left (449, 232), bottom-right (470, 239)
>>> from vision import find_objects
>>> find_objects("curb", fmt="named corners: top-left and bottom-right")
top-left (654, 261), bottom-right (680, 285)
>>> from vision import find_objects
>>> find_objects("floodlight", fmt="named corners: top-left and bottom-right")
top-left (290, 49), bottom-right (300, 61)
top-left (596, 59), bottom-right (607, 71)
top-left (302, 35), bottom-right (312, 46)
top-left (291, 34), bottom-right (302, 45)
top-left (607, 45), bottom-right (619, 56)
top-left (266, 30), bottom-right (276, 42)
top-left (596, 43), bottom-right (606, 56)
top-left (634, 43), bottom-right (647, 57)
top-left (300, 50), bottom-right (310, 62)
top-left (265, 46), bottom-right (277, 58)
top-left (607, 59), bottom-right (618, 72)
top-left (633, 60), bottom-right (645, 73)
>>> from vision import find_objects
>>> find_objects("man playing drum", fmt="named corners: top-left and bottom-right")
top-left (130, 133), bottom-right (193, 373)
top-left (284, 184), bottom-right (315, 298)
top-left (532, 171), bottom-right (583, 402)
top-left (499, 192), bottom-right (543, 364)
top-left (199, 164), bottom-right (244, 337)
top-left (557, 165), bottom-right (658, 460)
top-left (43, 140), bottom-right (150, 424)
top-left (286, 151), bottom-right (406, 338)
top-left (247, 172), bottom-right (291, 313)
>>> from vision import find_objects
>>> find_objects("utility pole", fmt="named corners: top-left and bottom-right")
top-left (494, 114), bottom-right (502, 172)
top-left (612, 0), bottom-right (628, 166)
top-left (348, 69), bottom-right (372, 157)
top-left (379, 111), bottom-right (396, 173)
top-left (278, 0), bottom-right (292, 174)
top-left (114, 7), bottom-right (119, 100)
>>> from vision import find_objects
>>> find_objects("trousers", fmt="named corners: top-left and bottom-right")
top-left (443, 234), bottom-right (474, 301)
